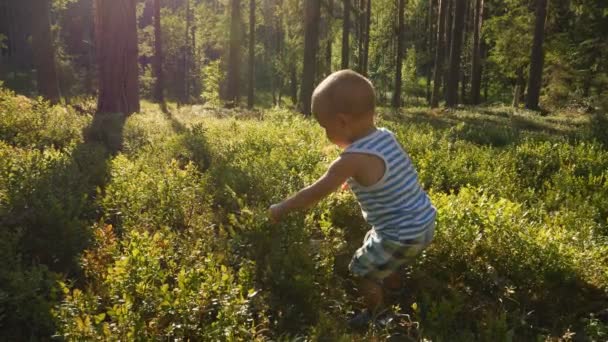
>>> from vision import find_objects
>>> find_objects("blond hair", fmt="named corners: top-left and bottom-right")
top-left (311, 69), bottom-right (376, 119)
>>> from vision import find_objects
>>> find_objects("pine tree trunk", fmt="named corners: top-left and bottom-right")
top-left (363, 0), bottom-right (371, 76)
top-left (357, 0), bottom-right (365, 72)
top-left (31, 0), bottom-right (61, 104)
top-left (326, 0), bottom-right (334, 75)
top-left (290, 66), bottom-right (298, 105)
top-left (300, 0), bottom-right (321, 115)
top-left (525, 0), bottom-right (548, 111)
top-left (460, 0), bottom-right (471, 104)
top-left (247, 0), bottom-right (255, 108)
top-left (183, 0), bottom-right (191, 104)
top-left (430, 0), bottom-right (447, 107)
top-left (341, 0), bottom-right (350, 69)
top-left (227, 0), bottom-right (241, 106)
top-left (512, 67), bottom-right (524, 107)
top-left (426, 0), bottom-right (434, 103)
top-left (443, 0), bottom-right (453, 93)
top-left (153, 0), bottom-right (164, 103)
top-left (445, 0), bottom-right (465, 107)
top-left (470, 0), bottom-right (483, 104)
top-left (95, 0), bottom-right (139, 115)
top-left (392, 0), bottom-right (405, 108)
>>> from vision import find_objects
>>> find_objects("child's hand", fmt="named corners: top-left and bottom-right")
top-left (268, 203), bottom-right (285, 223)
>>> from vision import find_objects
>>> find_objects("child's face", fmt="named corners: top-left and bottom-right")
top-left (315, 111), bottom-right (351, 148)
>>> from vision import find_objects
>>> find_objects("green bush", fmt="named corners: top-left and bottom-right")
top-left (0, 86), bottom-right (89, 149)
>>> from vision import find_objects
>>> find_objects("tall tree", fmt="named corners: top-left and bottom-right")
top-left (247, 0), bottom-right (255, 108)
top-left (182, 0), bottom-right (191, 104)
top-left (392, 0), bottom-right (405, 108)
top-left (470, 0), bottom-right (483, 104)
top-left (460, 0), bottom-right (471, 103)
top-left (326, 0), bottom-right (334, 74)
top-left (430, 0), bottom-right (447, 107)
top-left (300, 0), bottom-right (321, 115)
top-left (445, 0), bottom-right (465, 107)
top-left (442, 0), bottom-right (453, 93)
top-left (525, 0), bottom-right (548, 111)
top-left (426, 0), bottom-right (435, 102)
top-left (341, 0), bottom-right (350, 68)
top-left (153, 0), bottom-right (164, 104)
top-left (226, 0), bottom-right (242, 106)
top-left (357, 0), bottom-right (365, 71)
top-left (95, 0), bottom-right (139, 114)
top-left (30, 0), bottom-right (61, 104)
top-left (362, 0), bottom-right (371, 75)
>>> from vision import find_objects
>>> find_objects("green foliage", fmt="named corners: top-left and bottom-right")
top-left (0, 86), bottom-right (89, 149)
top-left (2, 86), bottom-right (608, 340)
top-left (201, 60), bottom-right (223, 107)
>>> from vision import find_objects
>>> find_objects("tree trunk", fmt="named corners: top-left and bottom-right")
top-left (357, 0), bottom-right (365, 72)
top-left (31, 0), bottom-right (61, 104)
top-left (362, 0), bottom-right (371, 75)
top-left (442, 0), bottom-right (453, 93)
top-left (226, 0), bottom-right (241, 106)
top-left (326, 0), bottom-right (334, 75)
top-left (445, 0), bottom-right (465, 107)
top-left (512, 67), bottom-right (524, 107)
top-left (95, 0), bottom-right (139, 115)
top-left (247, 0), bottom-right (255, 108)
top-left (430, 0), bottom-right (447, 107)
top-left (300, 0), bottom-right (321, 115)
top-left (426, 0), bottom-right (435, 103)
top-left (470, 0), bottom-right (483, 104)
top-left (392, 0), bottom-right (405, 108)
top-left (525, 0), bottom-right (548, 111)
top-left (182, 0), bottom-right (191, 104)
top-left (153, 0), bottom-right (164, 104)
top-left (460, 0), bottom-right (471, 104)
top-left (290, 66), bottom-right (298, 106)
top-left (341, 0), bottom-right (350, 69)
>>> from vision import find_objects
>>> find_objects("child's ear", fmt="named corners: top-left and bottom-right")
top-left (337, 113), bottom-right (349, 127)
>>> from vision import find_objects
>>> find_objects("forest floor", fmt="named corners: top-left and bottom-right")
top-left (2, 90), bottom-right (608, 340)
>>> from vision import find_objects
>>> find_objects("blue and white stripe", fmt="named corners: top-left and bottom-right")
top-left (345, 128), bottom-right (436, 241)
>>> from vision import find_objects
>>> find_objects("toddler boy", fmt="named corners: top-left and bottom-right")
top-left (269, 69), bottom-right (436, 328)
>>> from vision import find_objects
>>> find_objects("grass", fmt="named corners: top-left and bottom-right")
top-left (2, 89), bottom-right (608, 340)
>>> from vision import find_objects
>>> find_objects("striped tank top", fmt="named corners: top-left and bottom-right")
top-left (345, 127), bottom-right (436, 242)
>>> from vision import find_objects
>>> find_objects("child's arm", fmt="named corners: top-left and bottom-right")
top-left (269, 154), bottom-right (358, 222)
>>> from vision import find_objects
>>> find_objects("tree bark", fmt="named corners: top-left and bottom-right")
top-left (460, 0), bottom-right (471, 103)
top-left (426, 0), bottom-right (435, 103)
top-left (362, 0), bottom-right (371, 75)
top-left (430, 0), bottom-right (447, 107)
top-left (470, 0), bottom-right (483, 104)
top-left (290, 66), bottom-right (298, 106)
top-left (341, 0), bottom-right (350, 69)
top-left (357, 0), bottom-right (365, 72)
top-left (153, 0), bottom-right (164, 103)
top-left (227, 0), bottom-right (241, 106)
top-left (182, 0), bottom-right (191, 104)
top-left (525, 0), bottom-right (548, 111)
top-left (445, 0), bottom-right (465, 107)
top-left (392, 0), bottom-right (405, 108)
top-left (512, 67), bottom-right (524, 107)
top-left (95, 0), bottom-right (139, 115)
top-left (31, 0), bottom-right (61, 104)
top-left (443, 0), bottom-right (453, 93)
top-left (247, 0), bottom-right (255, 108)
top-left (300, 0), bottom-right (321, 115)
top-left (326, 0), bottom-right (334, 75)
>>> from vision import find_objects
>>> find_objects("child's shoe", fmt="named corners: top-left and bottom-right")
top-left (347, 309), bottom-right (373, 330)
top-left (348, 308), bottom-right (393, 330)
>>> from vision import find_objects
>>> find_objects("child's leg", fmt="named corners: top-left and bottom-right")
top-left (359, 277), bottom-right (384, 312)
top-left (383, 271), bottom-right (401, 291)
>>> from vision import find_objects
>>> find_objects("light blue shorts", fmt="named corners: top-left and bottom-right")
top-left (348, 222), bottom-right (435, 281)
